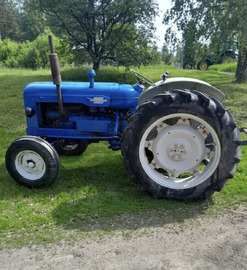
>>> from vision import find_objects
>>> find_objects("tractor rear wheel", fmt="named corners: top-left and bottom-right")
top-left (5, 136), bottom-right (60, 187)
top-left (121, 90), bottom-right (241, 201)
top-left (220, 51), bottom-right (236, 63)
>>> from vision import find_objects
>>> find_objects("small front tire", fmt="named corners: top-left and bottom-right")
top-left (197, 60), bottom-right (210, 70)
top-left (5, 136), bottom-right (60, 187)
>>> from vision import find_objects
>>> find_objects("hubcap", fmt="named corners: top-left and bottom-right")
top-left (140, 114), bottom-right (221, 189)
top-left (200, 63), bottom-right (207, 70)
top-left (168, 141), bottom-right (188, 161)
top-left (15, 151), bottom-right (46, 180)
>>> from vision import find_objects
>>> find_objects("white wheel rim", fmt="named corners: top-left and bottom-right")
top-left (15, 150), bottom-right (46, 180)
top-left (139, 113), bottom-right (221, 189)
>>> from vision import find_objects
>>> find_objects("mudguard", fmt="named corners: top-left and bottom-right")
top-left (138, 77), bottom-right (225, 106)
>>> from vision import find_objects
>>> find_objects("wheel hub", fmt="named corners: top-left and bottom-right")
top-left (27, 161), bottom-right (35, 169)
top-left (15, 151), bottom-right (46, 180)
top-left (168, 140), bottom-right (188, 161)
top-left (150, 124), bottom-right (205, 174)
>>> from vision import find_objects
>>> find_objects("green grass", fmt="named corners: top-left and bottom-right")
top-left (0, 65), bottom-right (247, 248)
top-left (208, 62), bottom-right (237, 73)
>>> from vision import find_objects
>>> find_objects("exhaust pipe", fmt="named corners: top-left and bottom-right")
top-left (48, 35), bottom-right (65, 118)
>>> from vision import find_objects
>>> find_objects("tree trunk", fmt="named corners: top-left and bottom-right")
top-left (93, 61), bottom-right (100, 70)
top-left (235, 34), bottom-right (247, 83)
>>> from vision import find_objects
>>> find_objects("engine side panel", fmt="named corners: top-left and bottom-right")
top-left (23, 81), bottom-right (140, 143)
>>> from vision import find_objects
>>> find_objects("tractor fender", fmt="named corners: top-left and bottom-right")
top-left (138, 77), bottom-right (225, 106)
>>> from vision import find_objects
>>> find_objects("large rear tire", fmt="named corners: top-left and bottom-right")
top-left (5, 136), bottom-right (60, 187)
top-left (220, 51), bottom-right (236, 63)
top-left (121, 90), bottom-right (241, 201)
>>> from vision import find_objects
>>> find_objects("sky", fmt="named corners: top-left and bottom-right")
top-left (154, 0), bottom-right (173, 50)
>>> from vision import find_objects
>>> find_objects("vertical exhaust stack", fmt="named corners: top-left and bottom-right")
top-left (48, 35), bottom-right (65, 118)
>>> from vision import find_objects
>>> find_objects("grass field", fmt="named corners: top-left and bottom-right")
top-left (0, 65), bottom-right (247, 248)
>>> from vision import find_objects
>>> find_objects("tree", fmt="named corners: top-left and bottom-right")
top-left (114, 25), bottom-right (161, 67)
top-left (236, 35), bottom-right (247, 83)
top-left (29, 0), bottom-right (158, 70)
top-left (0, 0), bottom-right (47, 42)
top-left (161, 44), bottom-right (173, 65)
top-left (164, 0), bottom-right (247, 82)
top-left (0, 0), bottom-right (21, 40)
top-left (182, 21), bottom-right (196, 69)
top-left (18, 0), bottom-right (47, 41)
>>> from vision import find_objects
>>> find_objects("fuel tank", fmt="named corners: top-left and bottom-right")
top-left (24, 81), bottom-right (141, 110)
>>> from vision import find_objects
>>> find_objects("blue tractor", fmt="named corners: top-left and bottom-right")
top-left (5, 36), bottom-right (243, 201)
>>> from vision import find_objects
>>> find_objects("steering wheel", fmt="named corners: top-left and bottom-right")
top-left (130, 70), bottom-right (155, 87)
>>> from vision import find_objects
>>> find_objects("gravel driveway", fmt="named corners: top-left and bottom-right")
top-left (0, 204), bottom-right (246, 270)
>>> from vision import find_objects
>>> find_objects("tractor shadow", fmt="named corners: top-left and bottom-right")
top-left (50, 153), bottom-right (213, 233)
top-left (0, 144), bottom-right (213, 233)
top-left (52, 194), bottom-right (213, 234)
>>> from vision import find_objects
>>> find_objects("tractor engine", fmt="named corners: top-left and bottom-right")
top-left (23, 79), bottom-right (143, 150)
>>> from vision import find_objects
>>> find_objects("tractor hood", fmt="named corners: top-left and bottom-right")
top-left (24, 81), bottom-right (140, 110)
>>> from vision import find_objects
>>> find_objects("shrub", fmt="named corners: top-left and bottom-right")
top-left (0, 38), bottom-right (19, 66)
top-left (208, 62), bottom-right (237, 73)
top-left (0, 31), bottom-right (75, 69)
top-left (61, 66), bottom-right (135, 84)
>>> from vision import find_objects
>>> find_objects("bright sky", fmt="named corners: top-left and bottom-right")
top-left (154, 0), bottom-right (173, 50)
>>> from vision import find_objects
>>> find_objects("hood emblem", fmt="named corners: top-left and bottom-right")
top-left (87, 97), bottom-right (108, 104)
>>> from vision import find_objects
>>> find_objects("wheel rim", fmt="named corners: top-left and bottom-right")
top-left (200, 61), bottom-right (208, 70)
top-left (222, 56), bottom-right (234, 63)
top-left (139, 113), bottom-right (221, 189)
top-left (15, 150), bottom-right (46, 180)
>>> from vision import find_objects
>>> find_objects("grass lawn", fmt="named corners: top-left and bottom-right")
top-left (0, 65), bottom-right (247, 248)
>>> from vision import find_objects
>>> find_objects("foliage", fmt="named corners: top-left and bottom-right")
top-left (195, 43), bottom-right (210, 63)
top-left (0, 32), bottom-right (161, 70)
top-left (0, 0), bottom-right (46, 42)
top-left (182, 21), bottom-right (197, 69)
top-left (61, 66), bottom-right (135, 84)
top-left (0, 0), bottom-right (21, 40)
top-left (18, 0), bottom-right (47, 41)
top-left (164, 0), bottom-right (247, 82)
top-left (0, 66), bottom-right (247, 248)
top-left (29, 0), bottom-right (158, 70)
top-left (114, 27), bottom-right (162, 68)
top-left (208, 62), bottom-right (237, 73)
top-left (0, 0), bottom-right (160, 69)
top-left (161, 45), bottom-right (173, 65)
top-left (0, 32), bottom-right (74, 69)
top-left (0, 38), bottom-right (18, 64)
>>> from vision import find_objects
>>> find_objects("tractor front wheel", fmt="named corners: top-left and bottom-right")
top-left (121, 90), bottom-right (241, 201)
top-left (197, 60), bottom-right (210, 70)
top-left (5, 136), bottom-right (60, 187)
